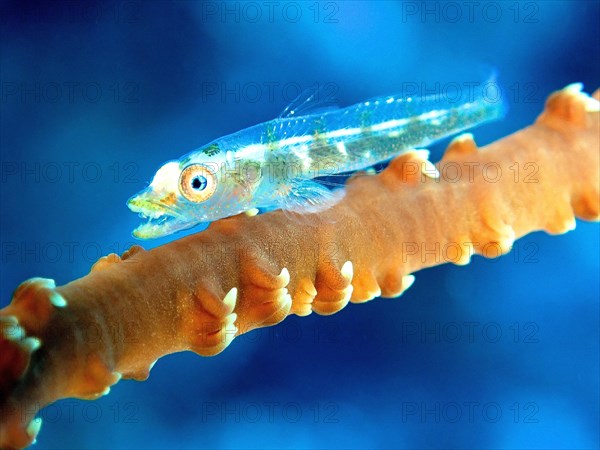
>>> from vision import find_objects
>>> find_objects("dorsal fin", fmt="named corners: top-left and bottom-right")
top-left (279, 85), bottom-right (340, 119)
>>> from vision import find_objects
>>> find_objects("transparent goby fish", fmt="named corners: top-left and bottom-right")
top-left (128, 77), bottom-right (505, 239)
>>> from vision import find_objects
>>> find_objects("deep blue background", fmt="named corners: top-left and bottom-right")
top-left (1, 1), bottom-right (599, 448)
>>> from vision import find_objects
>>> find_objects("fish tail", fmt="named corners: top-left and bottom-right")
top-left (386, 70), bottom-right (507, 149)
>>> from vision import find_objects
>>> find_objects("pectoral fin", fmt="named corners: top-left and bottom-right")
top-left (277, 178), bottom-right (344, 215)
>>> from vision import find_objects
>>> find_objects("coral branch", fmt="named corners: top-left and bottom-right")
top-left (1, 85), bottom-right (598, 448)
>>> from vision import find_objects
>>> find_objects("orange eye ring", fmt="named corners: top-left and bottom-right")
top-left (179, 164), bottom-right (218, 203)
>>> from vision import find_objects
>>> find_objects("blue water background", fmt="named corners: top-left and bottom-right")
top-left (1, 1), bottom-right (599, 448)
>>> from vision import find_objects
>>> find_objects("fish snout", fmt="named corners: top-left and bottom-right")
top-left (127, 188), bottom-right (178, 216)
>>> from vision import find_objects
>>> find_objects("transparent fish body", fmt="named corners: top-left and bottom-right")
top-left (128, 81), bottom-right (505, 239)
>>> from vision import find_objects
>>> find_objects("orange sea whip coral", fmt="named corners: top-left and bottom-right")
top-left (0, 85), bottom-right (598, 448)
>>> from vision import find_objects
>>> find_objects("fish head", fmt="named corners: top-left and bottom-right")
top-left (127, 153), bottom-right (252, 239)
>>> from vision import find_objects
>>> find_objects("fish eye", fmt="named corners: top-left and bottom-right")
top-left (179, 164), bottom-right (218, 203)
top-left (191, 176), bottom-right (207, 190)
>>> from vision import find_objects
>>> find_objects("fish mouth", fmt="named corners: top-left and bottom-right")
top-left (127, 190), bottom-right (194, 239)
